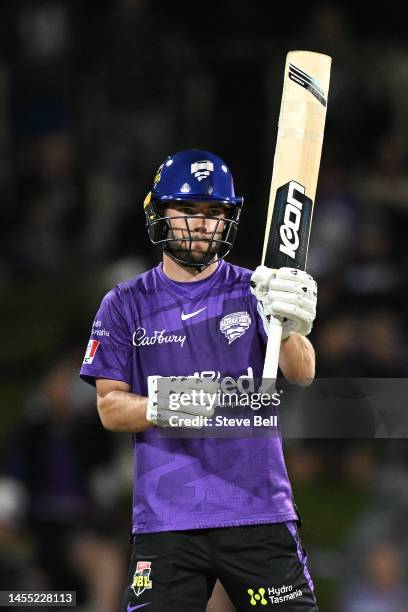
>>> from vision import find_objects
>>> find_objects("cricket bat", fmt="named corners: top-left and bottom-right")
top-left (261, 50), bottom-right (331, 381)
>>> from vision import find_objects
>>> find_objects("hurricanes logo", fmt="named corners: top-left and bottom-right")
top-left (191, 160), bottom-right (214, 181)
top-left (247, 588), bottom-right (268, 606)
top-left (279, 180), bottom-right (304, 259)
top-left (220, 311), bottom-right (251, 344)
top-left (131, 561), bottom-right (153, 597)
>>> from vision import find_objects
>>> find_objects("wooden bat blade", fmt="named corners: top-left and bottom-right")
top-left (262, 51), bottom-right (331, 271)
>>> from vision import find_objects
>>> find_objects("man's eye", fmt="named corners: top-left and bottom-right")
top-left (179, 207), bottom-right (194, 215)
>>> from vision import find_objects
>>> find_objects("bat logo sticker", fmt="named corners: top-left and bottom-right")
top-left (288, 63), bottom-right (327, 106)
top-left (279, 180), bottom-right (305, 259)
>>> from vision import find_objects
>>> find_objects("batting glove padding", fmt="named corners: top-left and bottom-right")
top-left (146, 376), bottom-right (219, 428)
top-left (250, 266), bottom-right (317, 340)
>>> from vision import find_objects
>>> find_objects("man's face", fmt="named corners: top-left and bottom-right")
top-left (163, 202), bottom-right (227, 265)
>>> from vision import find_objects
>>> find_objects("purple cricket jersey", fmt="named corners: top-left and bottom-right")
top-left (80, 260), bottom-right (298, 533)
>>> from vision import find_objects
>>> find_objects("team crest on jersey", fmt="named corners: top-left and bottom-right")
top-left (220, 311), bottom-right (252, 344)
top-left (191, 160), bottom-right (214, 181)
top-left (131, 561), bottom-right (153, 597)
top-left (83, 339), bottom-right (100, 364)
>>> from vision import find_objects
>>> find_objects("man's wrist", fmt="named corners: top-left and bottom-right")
top-left (281, 330), bottom-right (295, 344)
top-left (144, 399), bottom-right (156, 427)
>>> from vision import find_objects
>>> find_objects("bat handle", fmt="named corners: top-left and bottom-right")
top-left (261, 315), bottom-right (283, 392)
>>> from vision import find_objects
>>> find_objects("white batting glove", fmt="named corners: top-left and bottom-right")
top-left (146, 376), bottom-right (219, 428)
top-left (250, 266), bottom-right (317, 340)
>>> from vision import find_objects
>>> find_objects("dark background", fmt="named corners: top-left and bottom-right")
top-left (1, 2), bottom-right (408, 610)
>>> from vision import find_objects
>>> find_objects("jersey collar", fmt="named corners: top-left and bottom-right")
top-left (156, 259), bottom-right (225, 300)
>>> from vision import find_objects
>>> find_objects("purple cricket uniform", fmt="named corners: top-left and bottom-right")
top-left (80, 260), bottom-right (298, 534)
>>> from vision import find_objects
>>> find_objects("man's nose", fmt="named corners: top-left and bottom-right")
top-left (190, 214), bottom-right (208, 232)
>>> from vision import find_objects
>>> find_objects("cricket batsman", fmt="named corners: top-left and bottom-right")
top-left (80, 150), bottom-right (318, 611)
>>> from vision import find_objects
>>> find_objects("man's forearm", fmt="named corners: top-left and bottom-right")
top-left (278, 332), bottom-right (315, 387)
top-left (97, 391), bottom-right (154, 433)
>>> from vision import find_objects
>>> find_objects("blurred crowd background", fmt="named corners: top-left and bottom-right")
top-left (1, 1), bottom-right (408, 610)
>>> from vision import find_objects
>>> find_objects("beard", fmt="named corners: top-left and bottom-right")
top-left (166, 234), bottom-right (221, 267)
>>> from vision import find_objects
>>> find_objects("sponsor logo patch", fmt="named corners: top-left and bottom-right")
top-left (247, 584), bottom-right (303, 606)
top-left (181, 307), bottom-right (207, 321)
top-left (131, 561), bottom-right (153, 598)
top-left (247, 588), bottom-right (268, 606)
top-left (127, 603), bottom-right (152, 611)
top-left (83, 339), bottom-right (100, 364)
top-left (92, 319), bottom-right (110, 337)
top-left (220, 311), bottom-right (251, 344)
top-left (133, 328), bottom-right (186, 348)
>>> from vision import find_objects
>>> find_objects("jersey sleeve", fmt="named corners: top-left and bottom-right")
top-left (80, 286), bottom-right (132, 387)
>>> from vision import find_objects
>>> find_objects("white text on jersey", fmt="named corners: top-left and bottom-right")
top-left (133, 327), bottom-right (186, 348)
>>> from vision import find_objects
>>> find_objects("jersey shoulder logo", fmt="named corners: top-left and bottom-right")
top-left (83, 339), bottom-right (100, 364)
top-left (220, 311), bottom-right (252, 344)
